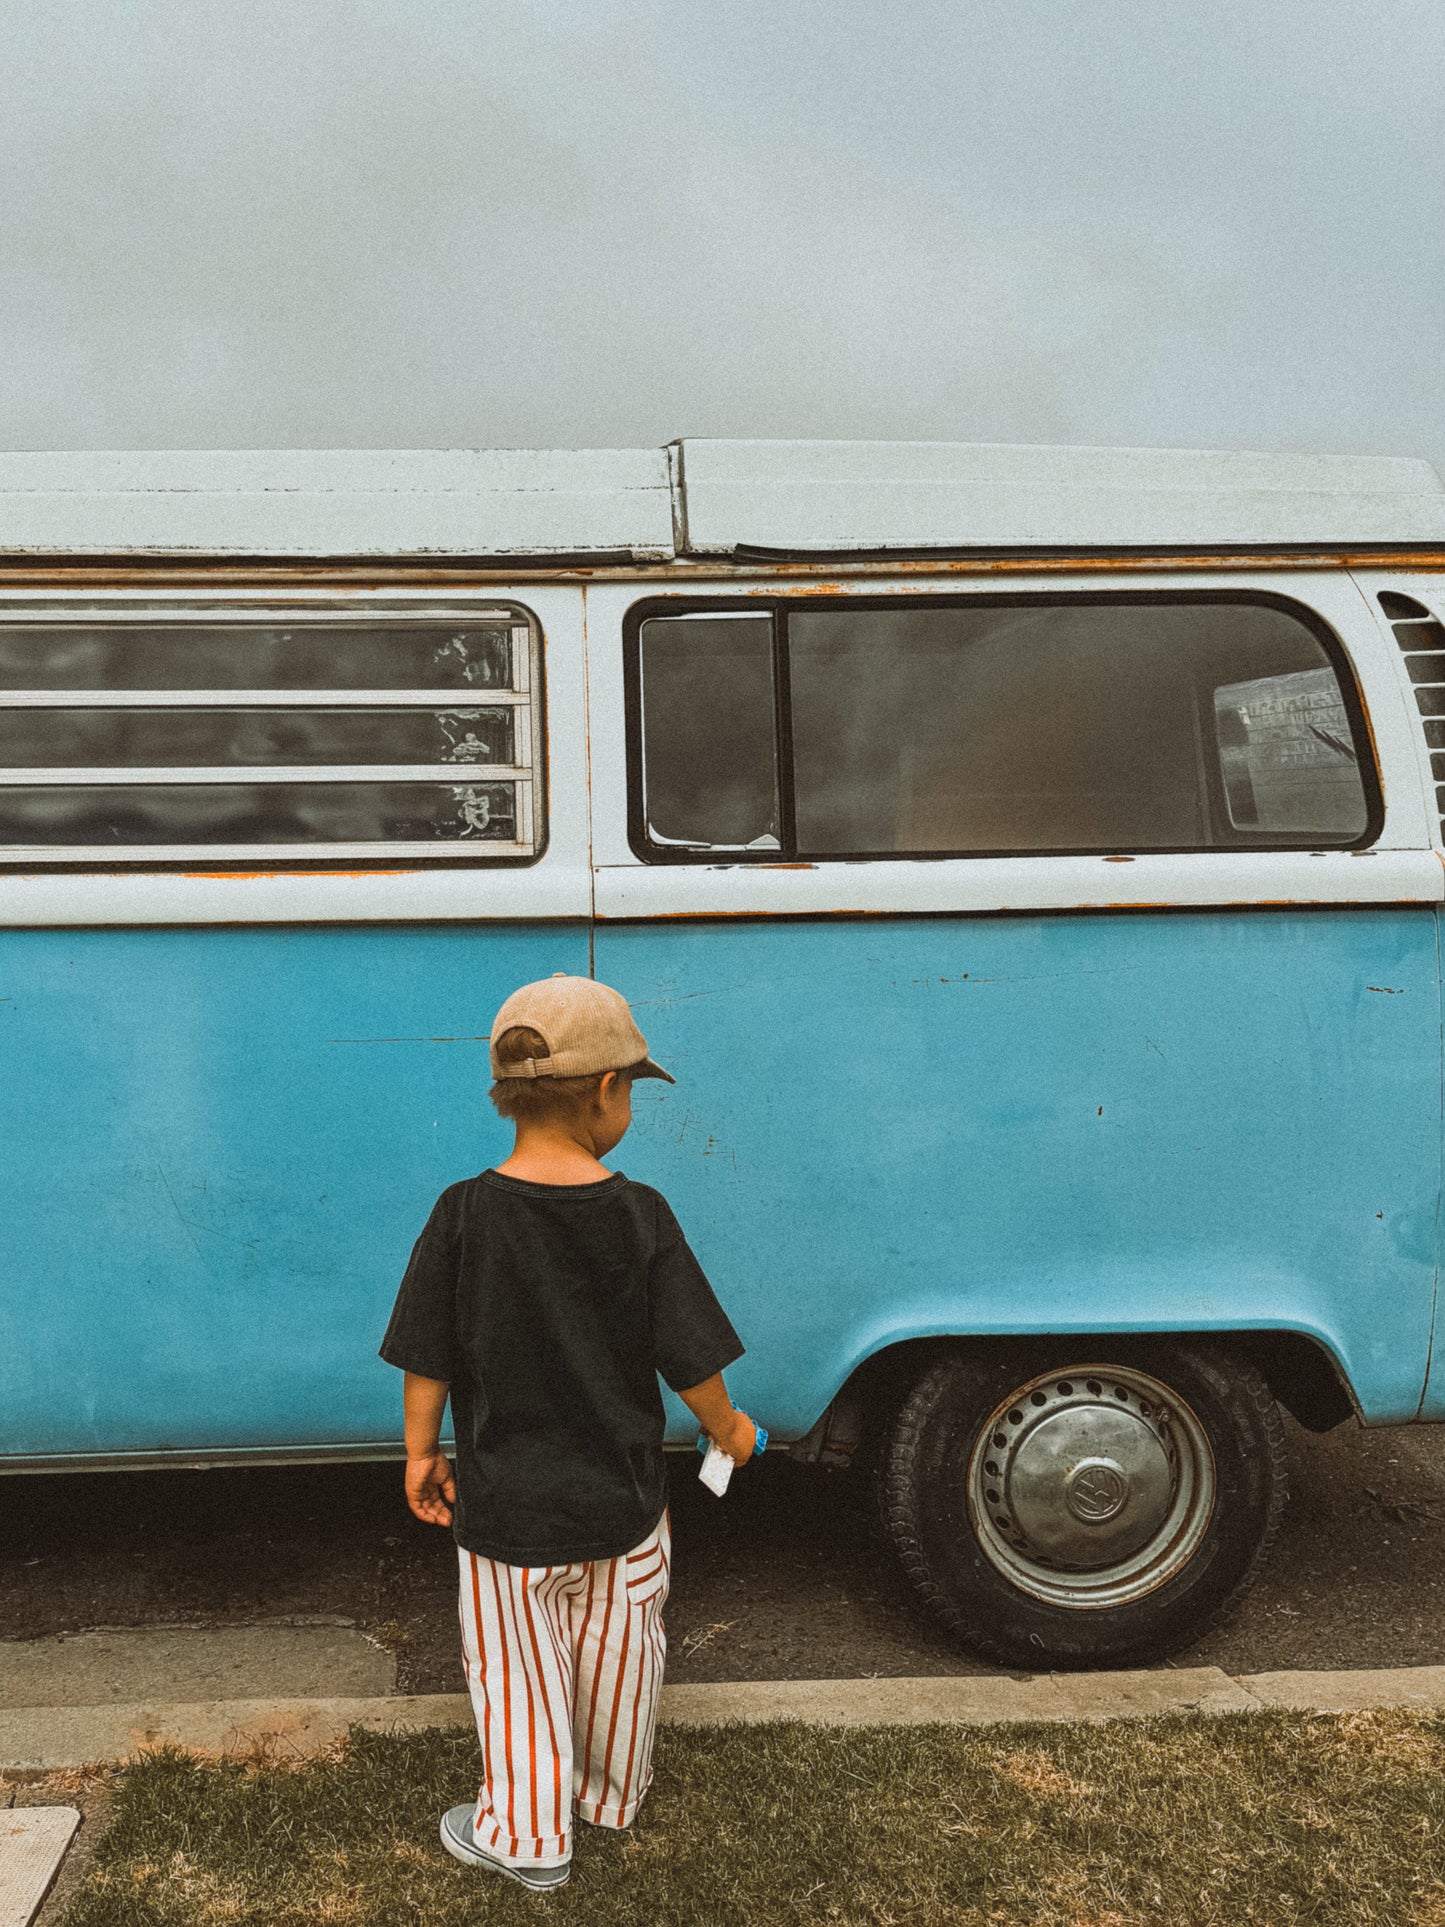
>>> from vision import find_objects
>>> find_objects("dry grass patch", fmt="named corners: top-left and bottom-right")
top-left (56, 1709), bottom-right (1445, 1927)
top-left (992, 1749), bottom-right (1098, 1805)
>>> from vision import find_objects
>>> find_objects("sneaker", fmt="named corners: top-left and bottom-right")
top-left (439, 1806), bottom-right (571, 1890)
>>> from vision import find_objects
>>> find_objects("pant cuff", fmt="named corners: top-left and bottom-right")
top-left (576, 1773), bottom-right (653, 1829)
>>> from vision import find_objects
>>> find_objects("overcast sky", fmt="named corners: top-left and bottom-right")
top-left (2, 0), bottom-right (1441, 468)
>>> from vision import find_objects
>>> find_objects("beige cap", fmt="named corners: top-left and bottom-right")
top-left (489, 973), bottom-right (675, 1083)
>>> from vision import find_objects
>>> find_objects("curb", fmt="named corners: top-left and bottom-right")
top-left (6, 1666), bottom-right (1445, 1771)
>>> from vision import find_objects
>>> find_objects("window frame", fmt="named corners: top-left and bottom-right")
top-left (622, 589), bottom-right (1384, 864)
top-left (0, 600), bottom-right (548, 872)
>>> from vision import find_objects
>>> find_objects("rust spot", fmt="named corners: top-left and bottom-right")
top-left (764, 863), bottom-right (817, 870)
top-left (1352, 686), bottom-right (1382, 786)
top-left (183, 868), bottom-right (416, 880)
top-left (1102, 856), bottom-right (1135, 863)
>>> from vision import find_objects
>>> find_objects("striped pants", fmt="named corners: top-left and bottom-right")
top-left (457, 1507), bottom-right (671, 1870)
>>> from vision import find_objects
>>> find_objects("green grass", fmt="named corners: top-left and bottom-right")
top-left (58, 1711), bottom-right (1445, 1926)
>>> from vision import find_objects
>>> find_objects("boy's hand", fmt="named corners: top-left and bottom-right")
top-left (712, 1410), bottom-right (758, 1465)
top-left (405, 1452), bottom-right (456, 1527)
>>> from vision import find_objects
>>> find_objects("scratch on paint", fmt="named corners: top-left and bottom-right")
top-left (909, 975), bottom-right (999, 988)
top-left (329, 1035), bottom-right (491, 1044)
top-left (629, 986), bottom-right (743, 1009)
top-left (156, 1166), bottom-right (206, 1261)
top-left (1366, 986), bottom-right (1404, 995)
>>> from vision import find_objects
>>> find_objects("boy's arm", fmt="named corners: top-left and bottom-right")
top-left (403, 1372), bottom-right (457, 1526)
top-left (677, 1371), bottom-right (757, 1464)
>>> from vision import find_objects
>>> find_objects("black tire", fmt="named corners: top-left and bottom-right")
top-left (878, 1338), bottom-right (1287, 1669)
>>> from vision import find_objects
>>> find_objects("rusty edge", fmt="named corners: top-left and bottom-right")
top-left (585, 898), bottom-right (1439, 921)
top-left (0, 551), bottom-right (1443, 591)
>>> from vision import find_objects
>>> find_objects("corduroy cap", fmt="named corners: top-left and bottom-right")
top-left (489, 973), bottom-right (675, 1083)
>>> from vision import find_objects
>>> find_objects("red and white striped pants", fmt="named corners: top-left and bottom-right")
top-left (457, 1507), bottom-right (671, 1870)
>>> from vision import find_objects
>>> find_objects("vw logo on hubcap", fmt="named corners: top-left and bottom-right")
top-left (1065, 1457), bottom-right (1129, 1522)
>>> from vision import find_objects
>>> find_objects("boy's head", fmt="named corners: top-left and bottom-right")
top-left (488, 974), bottom-right (673, 1128)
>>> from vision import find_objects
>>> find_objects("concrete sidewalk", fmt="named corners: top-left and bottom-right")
top-left (6, 1665), bottom-right (1445, 1770)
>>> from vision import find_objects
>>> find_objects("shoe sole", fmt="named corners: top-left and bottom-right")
top-left (439, 1815), bottom-right (570, 1890)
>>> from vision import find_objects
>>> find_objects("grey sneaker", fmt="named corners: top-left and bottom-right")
top-left (439, 1806), bottom-right (571, 1890)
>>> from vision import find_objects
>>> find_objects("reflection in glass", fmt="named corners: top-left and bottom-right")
top-left (0, 706), bottom-right (515, 768)
top-left (0, 782), bottom-right (518, 844)
top-left (639, 616), bottom-right (779, 848)
top-left (786, 602), bottom-right (1363, 854)
top-left (0, 625), bottom-right (514, 690)
top-left (1214, 669), bottom-right (1365, 835)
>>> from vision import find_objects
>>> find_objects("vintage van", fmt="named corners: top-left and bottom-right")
top-left (4, 438), bottom-right (1445, 1668)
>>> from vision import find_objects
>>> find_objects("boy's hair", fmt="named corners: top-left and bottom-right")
top-left (489, 1025), bottom-right (612, 1123)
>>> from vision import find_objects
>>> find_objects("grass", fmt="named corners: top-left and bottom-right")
top-left (56, 1710), bottom-right (1445, 1927)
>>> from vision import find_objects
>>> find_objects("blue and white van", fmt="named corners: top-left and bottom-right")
top-left (5, 438), bottom-right (1445, 1667)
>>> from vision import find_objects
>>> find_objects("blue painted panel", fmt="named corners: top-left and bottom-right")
top-left (6, 909), bottom-right (1440, 1462)
top-left (0, 924), bottom-right (589, 1456)
top-left (597, 910), bottom-right (1443, 1434)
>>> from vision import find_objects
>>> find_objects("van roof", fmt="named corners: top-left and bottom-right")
top-left (0, 439), bottom-right (1441, 559)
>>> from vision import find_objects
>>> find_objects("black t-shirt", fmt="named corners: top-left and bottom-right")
top-left (379, 1169), bottom-right (744, 1565)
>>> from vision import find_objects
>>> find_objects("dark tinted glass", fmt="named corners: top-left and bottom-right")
top-left (0, 706), bottom-right (515, 768)
top-left (0, 781), bottom-right (518, 845)
top-left (639, 616), bottom-right (780, 848)
top-left (0, 625), bottom-right (514, 690)
top-left (786, 601), bottom-right (1365, 854)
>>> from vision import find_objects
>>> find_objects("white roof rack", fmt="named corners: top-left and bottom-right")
top-left (0, 439), bottom-right (1440, 558)
top-left (674, 439), bottom-right (1445, 552)
top-left (0, 447), bottom-right (676, 558)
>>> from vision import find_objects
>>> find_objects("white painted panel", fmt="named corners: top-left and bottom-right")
top-left (586, 569), bottom-right (1438, 918)
top-left (0, 449), bottom-right (675, 557)
top-left (596, 849), bottom-right (1442, 920)
top-left (0, 865), bottom-right (594, 925)
top-left (1350, 570), bottom-right (1445, 854)
top-left (678, 440), bottom-right (1445, 552)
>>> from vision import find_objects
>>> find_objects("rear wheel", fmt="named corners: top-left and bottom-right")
top-left (878, 1339), bottom-right (1287, 1667)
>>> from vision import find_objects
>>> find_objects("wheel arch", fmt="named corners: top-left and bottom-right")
top-left (792, 1325), bottom-right (1357, 1467)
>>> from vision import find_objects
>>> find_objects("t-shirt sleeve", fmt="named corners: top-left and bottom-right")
top-left (378, 1187), bottom-right (463, 1382)
top-left (647, 1195), bottom-right (745, 1394)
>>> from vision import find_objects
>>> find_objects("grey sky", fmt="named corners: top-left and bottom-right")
top-left (2, 0), bottom-right (1441, 466)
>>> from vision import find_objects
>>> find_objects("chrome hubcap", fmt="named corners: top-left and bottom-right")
top-left (967, 1364), bottom-right (1216, 1609)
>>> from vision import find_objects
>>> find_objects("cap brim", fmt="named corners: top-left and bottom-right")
top-left (631, 1056), bottom-right (676, 1085)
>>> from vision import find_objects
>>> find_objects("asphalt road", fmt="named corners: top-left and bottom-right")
top-left (3, 1412), bottom-right (1445, 1693)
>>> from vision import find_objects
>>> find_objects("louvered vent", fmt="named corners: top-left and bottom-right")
top-left (1381, 591), bottom-right (1445, 841)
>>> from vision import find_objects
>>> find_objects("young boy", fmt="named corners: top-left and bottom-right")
top-left (379, 972), bottom-right (757, 1893)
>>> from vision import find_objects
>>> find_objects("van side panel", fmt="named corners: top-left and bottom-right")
top-left (0, 924), bottom-right (587, 1460)
top-left (598, 907), bottom-right (1442, 1435)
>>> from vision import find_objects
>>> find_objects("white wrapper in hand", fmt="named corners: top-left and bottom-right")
top-left (698, 1439), bottom-right (734, 1496)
